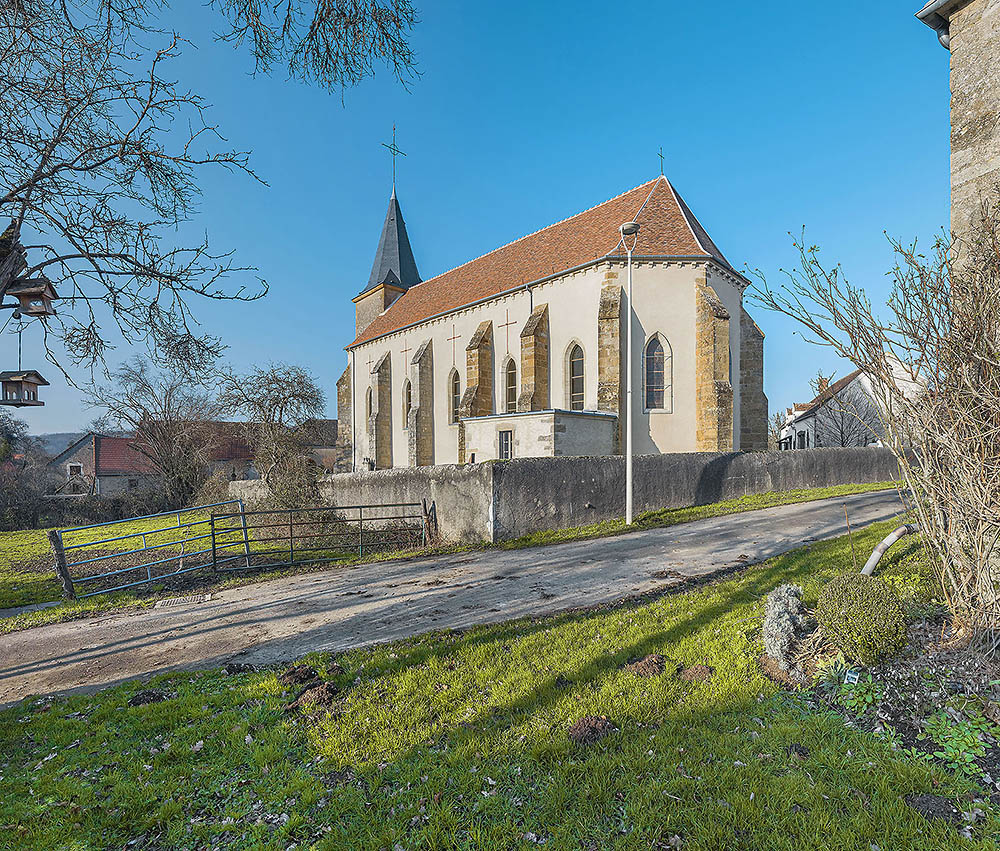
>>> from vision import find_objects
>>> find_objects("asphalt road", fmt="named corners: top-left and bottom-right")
top-left (0, 489), bottom-right (905, 706)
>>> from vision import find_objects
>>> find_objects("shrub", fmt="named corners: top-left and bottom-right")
top-left (815, 573), bottom-right (907, 665)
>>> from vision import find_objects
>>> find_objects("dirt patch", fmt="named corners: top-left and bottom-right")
top-left (286, 681), bottom-right (340, 713)
top-left (224, 662), bottom-right (256, 675)
top-left (905, 794), bottom-right (963, 825)
top-left (624, 654), bottom-right (668, 678)
top-left (651, 570), bottom-right (686, 582)
top-left (678, 664), bottom-right (714, 683)
top-left (760, 654), bottom-right (803, 689)
top-left (568, 715), bottom-right (616, 744)
top-left (127, 689), bottom-right (169, 707)
top-left (786, 743), bottom-right (810, 761)
top-left (280, 664), bottom-right (319, 687)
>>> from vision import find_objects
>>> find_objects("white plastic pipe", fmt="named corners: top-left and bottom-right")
top-left (861, 524), bottom-right (918, 576)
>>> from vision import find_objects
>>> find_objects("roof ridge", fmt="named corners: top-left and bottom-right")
top-left (662, 176), bottom-right (709, 256)
top-left (403, 177), bottom-right (660, 293)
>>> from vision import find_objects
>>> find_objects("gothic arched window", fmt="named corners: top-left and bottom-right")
top-left (504, 358), bottom-right (517, 413)
top-left (366, 387), bottom-right (373, 420)
top-left (402, 380), bottom-right (412, 428)
top-left (450, 370), bottom-right (461, 424)
top-left (568, 344), bottom-right (585, 411)
top-left (644, 335), bottom-right (673, 412)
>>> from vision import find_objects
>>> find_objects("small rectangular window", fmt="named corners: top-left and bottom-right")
top-left (498, 430), bottom-right (513, 460)
top-left (68, 464), bottom-right (83, 477)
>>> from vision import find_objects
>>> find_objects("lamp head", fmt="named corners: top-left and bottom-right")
top-left (620, 221), bottom-right (640, 237)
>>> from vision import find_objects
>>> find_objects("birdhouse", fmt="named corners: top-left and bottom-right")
top-left (6, 276), bottom-right (58, 317)
top-left (0, 370), bottom-right (49, 407)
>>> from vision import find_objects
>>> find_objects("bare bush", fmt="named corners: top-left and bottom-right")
top-left (220, 364), bottom-right (325, 507)
top-left (754, 201), bottom-right (1000, 648)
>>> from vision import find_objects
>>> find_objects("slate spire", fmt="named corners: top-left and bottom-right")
top-left (361, 189), bottom-right (421, 295)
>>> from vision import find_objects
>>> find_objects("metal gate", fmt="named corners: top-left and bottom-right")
top-left (209, 501), bottom-right (432, 572)
top-left (49, 500), bottom-right (248, 599)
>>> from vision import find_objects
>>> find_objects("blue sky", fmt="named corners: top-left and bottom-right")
top-left (15, 0), bottom-right (950, 433)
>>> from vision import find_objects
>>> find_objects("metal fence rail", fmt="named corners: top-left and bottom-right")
top-left (47, 498), bottom-right (437, 598)
top-left (50, 500), bottom-right (246, 599)
top-left (210, 501), bottom-right (431, 573)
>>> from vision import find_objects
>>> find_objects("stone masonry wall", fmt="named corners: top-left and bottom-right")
top-left (408, 339), bottom-right (435, 467)
top-left (335, 365), bottom-right (353, 471)
top-left (458, 320), bottom-right (494, 463)
top-left (368, 352), bottom-right (393, 469)
top-left (949, 0), bottom-right (1000, 240)
top-left (739, 307), bottom-right (768, 451)
top-left (695, 276), bottom-right (734, 451)
top-left (518, 303), bottom-right (550, 412)
top-left (231, 447), bottom-right (902, 544)
top-left (597, 270), bottom-right (623, 452)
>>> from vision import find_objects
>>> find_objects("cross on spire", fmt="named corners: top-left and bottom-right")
top-left (658, 146), bottom-right (665, 176)
top-left (382, 125), bottom-right (406, 192)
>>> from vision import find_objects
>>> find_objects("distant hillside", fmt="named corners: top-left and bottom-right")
top-left (32, 432), bottom-right (86, 458)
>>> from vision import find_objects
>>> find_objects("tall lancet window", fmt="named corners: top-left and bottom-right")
top-left (366, 387), bottom-right (373, 420)
top-left (569, 344), bottom-right (585, 411)
top-left (450, 370), bottom-right (461, 424)
top-left (504, 359), bottom-right (517, 413)
top-left (402, 380), bottom-right (412, 428)
top-left (644, 335), bottom-right (672, 412)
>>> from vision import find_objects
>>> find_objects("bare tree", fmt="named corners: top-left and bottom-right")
top-left (808, 371), bottom-right (884, 449)
top-left (753, 201), bottom-right (1000, 648)
top-left (219, 363), bottom-right (325, 506)
top-left (88, 358), bottom-right (224, 506)
top-left (0, 412), bottom-right (55, 528)
top-left (768, 411), bottom-right (784, 450)
top-left (0, 0), bottom-right (273, 375)
top-left (212, 0), bottom-right (419, 91)
top-left (2, 0), bottom-right (419, 376)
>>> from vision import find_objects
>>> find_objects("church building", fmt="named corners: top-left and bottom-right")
top-left (337, 176), bottom-right (767, 470)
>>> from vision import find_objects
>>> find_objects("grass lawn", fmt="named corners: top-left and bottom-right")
top-left (0, 481), bottom-right (899, 636)
top-left (1, 519), bottom-right (992, 850)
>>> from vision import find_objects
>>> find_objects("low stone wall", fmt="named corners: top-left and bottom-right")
top-left (230, 462), bottom-right (495, 544)
top-left (230, 448), bottom-right (901, 545)
top-left (491, 448), bottom-right (901, 540)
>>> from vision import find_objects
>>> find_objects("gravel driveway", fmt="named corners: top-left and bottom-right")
top-left (0, 489), bottom-right (904, 706)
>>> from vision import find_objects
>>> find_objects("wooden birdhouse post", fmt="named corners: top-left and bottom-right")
top-left (0, 370), bottom-right (49, 407)
top-left (6, 276), bottom-right (58, 317)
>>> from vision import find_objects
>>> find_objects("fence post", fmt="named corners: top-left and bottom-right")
top-left (289, 512), bottom-right (295, 565)
top-left (429, 499), bottom-right (439, 540)
top-left (239, 500), bottom-right (251, 568)
top-left (210, 515), bottom-right (218, 572)
top-left (421, 499), bottom-right (430, 547)
top-left (48, 530), bottom-right (76, 600)
top-left (358, 505), bottom-right (364, 558)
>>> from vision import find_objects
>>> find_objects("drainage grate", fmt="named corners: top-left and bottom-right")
top-left (153, 593), bottom-right (213, 609)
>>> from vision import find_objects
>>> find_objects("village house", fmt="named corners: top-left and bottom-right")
top-left (778, 371), bottom-right (884, 450)
top-left (338, 176), bottom-right (769, 470)
top-left (47, 428), bottom-right (255, 496)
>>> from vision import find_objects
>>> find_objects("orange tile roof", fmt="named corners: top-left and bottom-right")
top-left (349, 175), bottom-right (740, 347)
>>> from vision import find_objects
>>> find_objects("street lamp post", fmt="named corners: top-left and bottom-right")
top-left (619, 220), bottom-right (640, 525)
